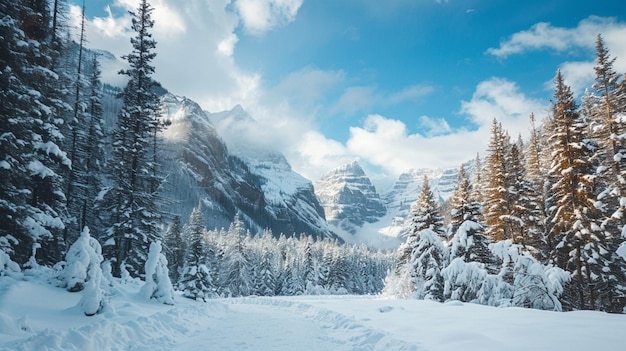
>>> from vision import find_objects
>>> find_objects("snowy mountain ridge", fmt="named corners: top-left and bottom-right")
top-left (156, 93), bottom-right (337, 240)
top-left (313, 161), bottom-right (387, 242)
top-left (312, 162), bottom-right (471, 247)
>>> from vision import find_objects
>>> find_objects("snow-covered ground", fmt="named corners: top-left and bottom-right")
top-left (1, 276), bottom-right (624, 351)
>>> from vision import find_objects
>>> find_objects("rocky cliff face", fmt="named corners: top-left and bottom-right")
top-left (314, 161), bottom-right (386, 235)
top-left (158, 94), bottom-right (338, 240)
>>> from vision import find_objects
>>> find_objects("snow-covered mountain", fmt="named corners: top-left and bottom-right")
top-left (314, 161), bottom-right (386, 235)
top-left (157, 94), bottom-right (337, 240)
top-left (313, 162), bottom-right (471, 248)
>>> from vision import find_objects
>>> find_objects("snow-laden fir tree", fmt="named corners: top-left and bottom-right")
top-left (0, 0), bottom-right (70, 265)
top-left (221, 225), bottom-right (253, 297)
top-left (482, 120), bottom-right (514, 242)
top-left (588, 35), bottom-right (626, 227)
top-left (60, 226), bottom-right (107, 292)
top-left (178, 203), bottom-right (215, 301)
top-left (522, 113), bottom-right (549, 257)
top-left (69, 227), bottom-right (107, 316)
top-left (397, 175), bottom-right (445, 274)
top-left (254, 247), bottom-right (276, 296)
top-left (546, 70), bottom-right (609, 311)
top-left (100, 0), bottom-right (163, 277)
top-left (392, 175), bottom-right (448, 299)
top-left (164, 216), bottom-right (184, 283)
top-left (409, 229), bottom-right (446, 301)
top-left (581, 35), bottom-right (626, 312)
top-left (140, 240), bottom-right (174, 305)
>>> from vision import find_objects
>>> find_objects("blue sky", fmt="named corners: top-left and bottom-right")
top-left (74, 0), bottom-right (626, 190)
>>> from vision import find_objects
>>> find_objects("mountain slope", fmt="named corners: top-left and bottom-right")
top-left (158, 94), bottom-right (336, 240)
top-left (314, 161), bottom-right (386, 234)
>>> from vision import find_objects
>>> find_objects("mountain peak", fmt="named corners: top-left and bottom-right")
top-left (314, 162), bottom-right (386, 236)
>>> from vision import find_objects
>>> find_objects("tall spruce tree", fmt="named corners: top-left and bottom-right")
top-left (482, 119), bottom-right (512, 242)
top-left (0, 0), bottom-right (70, 265)
top-left (100, 0), bottom-right (162, 277)
top-left (179, 204), bottom-right (215, 301)
top-left (546, 70), bottom-right (608, 310)
top-left (590, 35), bottom-right (626, 226)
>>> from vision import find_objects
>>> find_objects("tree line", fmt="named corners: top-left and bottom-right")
top-left (386, 35), bottom-right (626, 312)
top-left (1, 0), bottom-right (163, 278)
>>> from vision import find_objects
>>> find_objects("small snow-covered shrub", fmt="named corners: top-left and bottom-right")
top-left (61, 227), bottom-right (106, 292)
top-left (0, 248), bottom-right (21, 279)
top-left (442, 257), bottom-right (487, 302)
top-left (140, 241), bottom-right (175, 305)
top-left (63, 227), bottom-right (108, 316)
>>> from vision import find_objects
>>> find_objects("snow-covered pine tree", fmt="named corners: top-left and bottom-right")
top-left (396, 175), bottom-right (445, 277)
top-left (82, 54), bottom-right (106, 236)
top-left (409, 229), bottom-right (446, 301)
top-left (589, 35), bottom-right (626, 226)
top-left (64, 227), bottom-right (108, 316)
top-left (546, 70), bottom-right (608, 311)
top-left (254, 247), bottom-right (276, 296)
top-left (449, 163), bottom-right (472, 236)
top-left (179, 203), bottom-right (215, 301)
top-left (522, 113), bottom-right (549, 258)
top-left (140, 240), bottom-right (174, 305)
top-left (412, 175), bottom-right (445, 235)
top-left (164, 216), bottom-right (184, 283)
top-left (221, 218), bottom-right (253, 297)
top-left (62, 1), bottom-right (88, 247)
top-left (583, 35), bottom-right (626, 312)
top-left (482, 119), bottom-right (513, 242)
top-left (0, 0), bottom-right (70, 265)
top-left (392, 176), bottom-right (448, 299)
top-left (100, 0), bottom-right (163, 277)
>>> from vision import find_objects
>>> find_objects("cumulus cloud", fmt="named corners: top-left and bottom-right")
top-left (418, 116), bottom-right (452, 137)
top-left (487, 16), bottom-right (626, 58)
top-left (234, 0), bottom-right (303, 35)
top-left (487, 16), bottom-right (626, 95)
top-left (330, 84), bottom-right (434, 116)
top-left (345, 115), bottom-right (482, 179)
top-left (460, 77), bottom-right (548, 134)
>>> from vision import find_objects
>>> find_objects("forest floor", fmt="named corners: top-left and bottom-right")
top-left (0, 275), bottom-right (624, 351)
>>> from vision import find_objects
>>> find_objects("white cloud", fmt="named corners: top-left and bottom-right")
top-left (418, 115), bottom-right (452, 137)
top-left (330, 84), bottom-right (433, 116)
top-left (345, 115), bottom-right (483, 182)
top-left (486, 16), bottom-right (626, 58)
top-left (217, 33), bottom-right (239, 56)
top-left (234, 0), bottom-right (303, 35)
top-left (487, 16), bottom-right (626, 97)
top-left (549, 61), bottom-right (596, 96)
top-left (460, 77), bottom-right (548, 134)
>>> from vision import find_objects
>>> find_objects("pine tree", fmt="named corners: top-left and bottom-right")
top-left (523, 113), bottom-right (549, 257)
top-left (164, 216), bottom-right (184, 283)
top-left (100, 0), bottom-right (162, 277)
top-left (140, 240), bottom-right (175, 305)
top-left (412, 175), bottom-right (445, 235)
top-left (409, 229), bottom-right (446, 301)
top-left (546, 70), bottom-right (608, 310)
top-left (179, 204), bottom-right (215, 301)
top-left (221, 222), bottom-right (253, 297)
top-left (589, 35), bottom-right (626, 226)
top-left (0, 0), bottom-right (70, 265)
top-left (482, 119), bottom-right (512, 242)
top-left (82, 54), bottom-right (106, 235)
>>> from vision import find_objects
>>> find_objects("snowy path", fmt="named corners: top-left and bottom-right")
top-left (174, 297), bottom-right (420, 351)
top-left (177, 302), bottom-right (354, 351)
top-left (2, 279), bottom-right (625, 351)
